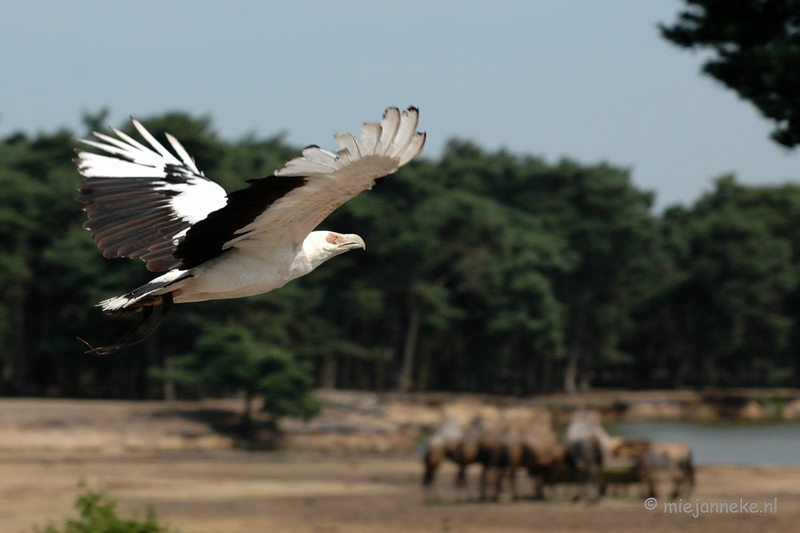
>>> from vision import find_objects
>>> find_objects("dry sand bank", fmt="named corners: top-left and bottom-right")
top-left (1, 396), bottom-right (798, 532)
top-left (1, 450), bottom-right (798, 533)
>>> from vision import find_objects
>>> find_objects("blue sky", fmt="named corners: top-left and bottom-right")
top-left (1, 1), bottom-right (798, 210)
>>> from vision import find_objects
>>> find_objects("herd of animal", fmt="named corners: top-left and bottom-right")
top-left (421, 409), bottom-right (694, 503)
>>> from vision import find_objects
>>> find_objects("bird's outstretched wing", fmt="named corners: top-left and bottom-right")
top-left (77, 107), bottom-right (425, 273)
top-left (76, 119), bottom-right (228, 272)
top-left (175, 106), bottom-right (426, 267)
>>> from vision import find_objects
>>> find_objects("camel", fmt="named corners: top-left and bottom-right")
top-left (600, 439), bottom-right (651, 497)
top-left (640, 441), bottom-right (695, 499)
top-left (500, 426), bottom-right (566, 500)
top-left (596, 438), bottom-right (693, 499)
top-left (564, 410), bottom-right (606, 501)
top-left (422, 418), bottom-right (463, 501)
top-left (421, 416), bottom-right (503, 502)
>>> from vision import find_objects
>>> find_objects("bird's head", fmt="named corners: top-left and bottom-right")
top-left (303, 231), bottom-right (366, 268)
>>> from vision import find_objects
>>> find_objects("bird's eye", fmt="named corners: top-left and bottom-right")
top-left (326, 233), bottom-right (340, 244)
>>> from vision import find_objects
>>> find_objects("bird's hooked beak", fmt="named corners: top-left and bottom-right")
top-left (339, 234), bottom-right (366, 251)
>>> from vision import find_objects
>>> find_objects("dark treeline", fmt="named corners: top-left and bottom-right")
top-left (2, 112), bottom-right (800, 401)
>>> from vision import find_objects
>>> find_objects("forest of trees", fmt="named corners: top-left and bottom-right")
top-left (2, 109), bottom-right (800, 404)
top-left (3, 1), bottom-right (800, 404)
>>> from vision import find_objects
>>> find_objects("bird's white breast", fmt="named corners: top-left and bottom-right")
top-left (173, 245), bottom-right (310, 304)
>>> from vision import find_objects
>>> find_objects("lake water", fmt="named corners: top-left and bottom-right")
top-left (613, 421), bottom-right (800, 466)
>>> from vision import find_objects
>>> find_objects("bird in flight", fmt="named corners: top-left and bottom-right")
top-left (75, 107), bottom-right (425, 354)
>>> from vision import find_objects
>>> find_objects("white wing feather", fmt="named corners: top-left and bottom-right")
top-left (378, 107), bottom-right (401, 155)
top-left (76, 119), bottom-right (227, 222)
top-left (360, 122), bottom-right (381, 155)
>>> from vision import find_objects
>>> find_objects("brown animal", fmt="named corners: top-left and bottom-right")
top-left (468, 419), bottom-right (507, 501)
top-left (564, 410), bottom-right (606, 501)
top-left (422, 417), bottom-right (503, 502)
top-left (599, 439), bottom-right (694, 499)
top-left (601, 439), bottom-right (650, 497)
top-left (640, 441), bottom-right (695, 499)
top-left (613, 440), bottom-right (651, 460)
top-left (501, 427), bottom-right (566, 500)
top-left (422, 418), bottom-right (464, 501)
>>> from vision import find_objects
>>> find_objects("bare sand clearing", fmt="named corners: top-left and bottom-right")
top-left (0, 450), bottom-right (797, 533)
top-left (0, 397), bottom-right (798, 533)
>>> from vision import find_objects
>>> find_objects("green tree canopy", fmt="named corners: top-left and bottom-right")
top-left (661, 0), bottom-right (800, 147)
top-left (3, 110), bottom-right (800, 401)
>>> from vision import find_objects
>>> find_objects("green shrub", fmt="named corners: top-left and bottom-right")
top-left (32, 490), bottom-right (174, 533)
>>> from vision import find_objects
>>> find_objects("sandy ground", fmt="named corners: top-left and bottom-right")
top-left (1, 397), bottom-right (798, 533)
top-left (1, 450), bottom-right (798, 533)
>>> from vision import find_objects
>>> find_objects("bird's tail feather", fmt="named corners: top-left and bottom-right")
top-left (99, 270), bottom-right (190, 314)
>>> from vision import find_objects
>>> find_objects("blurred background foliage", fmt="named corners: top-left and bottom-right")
top-left (3, 109), bottom-right (800, 406)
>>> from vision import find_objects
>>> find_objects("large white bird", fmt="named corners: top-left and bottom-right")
top-left (75, 106), bottom-right (425, 353)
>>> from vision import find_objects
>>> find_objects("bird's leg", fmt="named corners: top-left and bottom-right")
top-left (77, 293), bottom-right (174, 355)
top-left (77, 307), bottom-right (154, 355)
